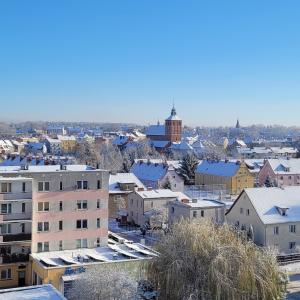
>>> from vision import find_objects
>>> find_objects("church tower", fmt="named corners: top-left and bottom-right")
top-left (165, 105), bottom-right (182, 142)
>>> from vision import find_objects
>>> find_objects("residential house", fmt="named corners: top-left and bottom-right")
top-left (168, 197), bottom-right (225, 225)
top-left (226, 187), bottom-right (300, 254)
top-left (57, 135), bottom-right (77, 154)
top-left (195, 160), bottom-right (254, 195)
top-left (258, 158), bottom-right (300, 187)
top-left (130, 160), bottom-right (184, 192)
top-left (108, 173), bottom-right (145, 221)
top-left (127, 189), bottom-right (189, 226)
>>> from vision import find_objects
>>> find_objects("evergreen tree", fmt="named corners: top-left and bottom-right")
top-left (178, 153), bottom-right (199, 185)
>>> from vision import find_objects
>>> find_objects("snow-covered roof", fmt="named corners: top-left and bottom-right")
top-left (0, 284), bottom-right (66, 300)
top-left (196, 160), bottom-right (240, 177)
top-left (172, 198), bottom-right (225, 208)
top-left (109, 173), bottom-right (145, 193)
top-left (267, 158), bottom-right (300, 174)
top-left (242, 187), bottom-right (300, 224)
top-left (112, 135), bottom-right (130, 146)
top-left (171, 141), bottom-right (193, 151)
top-left (57, 135), bottom-right (76, 141)
top-left (134, 159), bottom-right (180, 169)
top-left (270, 147), bottom-right (298, 155)
top-left (146, 124), bottom-right (165, 136)
top-left (149, 140), bottom-right (170, 148)
top-left (238, 147), bottom-right (272, 155)
top-left (165, 106), bottom-right (182, 121)
top-left (0, 164), bottom-right (100, 173)
top-left (130, 161), bottom-right (169, 181)
top-left (136, 189), bottom-right (188, 200)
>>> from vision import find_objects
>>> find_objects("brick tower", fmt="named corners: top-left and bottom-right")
top-left (165, 105), bottom-right (182, 142)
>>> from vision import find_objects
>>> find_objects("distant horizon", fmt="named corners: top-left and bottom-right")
top-left (1, 1), bottom-right (300, 126)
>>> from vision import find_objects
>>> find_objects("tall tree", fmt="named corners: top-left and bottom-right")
top-left (145, 219), bottom-right (286, 300)
top-left (178, 153), bottom-right (199, 185)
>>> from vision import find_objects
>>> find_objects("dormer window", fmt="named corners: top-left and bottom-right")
top-left (276, 206), bottom-right (289, 216)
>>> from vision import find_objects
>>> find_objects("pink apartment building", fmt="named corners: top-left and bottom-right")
top-left (0, 164), bottom-right (109, 289)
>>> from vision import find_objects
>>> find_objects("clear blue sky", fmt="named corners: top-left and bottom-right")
top-left (1, 1), bottom-right (300, 126)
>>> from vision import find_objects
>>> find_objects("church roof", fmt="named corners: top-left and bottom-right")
top-left (146, 125), bottom-right (165, 136)
top-left (165, 106), bottom-right (181, 121)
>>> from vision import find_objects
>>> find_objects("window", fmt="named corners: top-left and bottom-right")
top-left (171, 207), bottom-right (175, 213)
top-left (59, 240), bottom-right (63, 251)
top-left (274, 226), bottom-right (279, 235)
top-left (97, 180), bottom-right (101, 189)
top-left (59, 201), bottom-right (63, 211)
top-left (59, 181), bottom-right (63, 191)
top-left (96, 238), bottom-right (100, 247)
top-left (38, 182), bottom-right (49, 192)
top-left (76, 239), bottom-right (87, 248)
top-left (97, 200), bottom-right (100, 209)
top-left (22, 182), bottom-right (26, 192)
top-left (38, 202), bottom-right (49, 212)
top-left (193, 211), bottom-right (197, 218)
top-left (97, 218), bottom-right (100, 228)
top-left (290, 225), bottom-right (296, 233)
top-left (21, 223), bottom-right (25, 233)
top-left (151, 202), bottom-right (153, 208)
top-left (37, 242), bottom-right (49, 253)
top-left (22, 203), bottom-right (25, 213)
top-left (1, 224), bottom-right (11, 234)
top-left (246, 209), bottom-right (250, 216)
top-left (59, 221), bottom-right (63, 231)
top-left (0, 269), bottom-right (11, 280)
top-left (77, 200), bottom-right (88, 210)
top-left (201, 210), bottom-right (204, 217)
top-left (1, 183), bottom-right (11, 193)
top-left (240, 208), bottom-right (244, 214)
top-left (37, 222), bottom-right (49, 232)
top-left (289, 176), bottom-right (292, 180)
top-left (77, 181), bottom-right (88, 190)
top-left (1, 203), bottom-right (11, 214)
top-left (76, 219), bottom-right (88, 229)
top-left (289, 242), bottom-right (296, 250)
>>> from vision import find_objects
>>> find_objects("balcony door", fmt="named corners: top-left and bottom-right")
top-left (18, 271), bottom-right (26, 287)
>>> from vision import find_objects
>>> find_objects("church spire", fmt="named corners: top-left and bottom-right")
top-left (236, 118), bottom-right (240, 129)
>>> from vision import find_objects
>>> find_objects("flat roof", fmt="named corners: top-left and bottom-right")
top-left (31, 242), bottom-right (158, 269)
top-left (0, 284), bottom-right (66, 300)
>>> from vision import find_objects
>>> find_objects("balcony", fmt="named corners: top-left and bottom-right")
top-left (0, 192), bottom-right (32, 201)
top-left (2, 233), bottom-right (31, 242)
top-left (0, 212), bottom-right (32, 222)
top-left (0, 253), bottom-right (29, 264)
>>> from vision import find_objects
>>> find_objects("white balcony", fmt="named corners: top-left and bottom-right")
top-left (0, 192), bottom-right (32, 201)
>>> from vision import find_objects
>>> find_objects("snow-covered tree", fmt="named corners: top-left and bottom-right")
top-left (178, 153), bottom-right (199, 185)
top-left (145, 219), bottom-right (286, 300)
top-left (67, 264), bottom-right (138, 300)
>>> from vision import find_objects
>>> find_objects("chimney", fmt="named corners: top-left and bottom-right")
top-left (181, 198), bottom-right (189, 203)
top-left (147, 187), bottom-right (153, 191)
top-left (137, 187), bottom-right (144, 191)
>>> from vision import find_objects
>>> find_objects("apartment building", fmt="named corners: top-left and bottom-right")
top-left (0, 177), bottom-right (32, 288)
top-left (0, 164), bottom-right (109, 289)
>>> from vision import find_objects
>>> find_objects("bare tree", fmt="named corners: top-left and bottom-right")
top-left (145, 219), bottom-right (287, 300)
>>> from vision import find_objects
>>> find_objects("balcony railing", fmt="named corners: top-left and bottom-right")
top-left (0, 192), bottom-right (32, 201)
top-left (0, 253), bottom-right (29, 263)
top-left (0, 212), bottom-right (32, 222)
top-left (2, 233), bottom-right (31, 242)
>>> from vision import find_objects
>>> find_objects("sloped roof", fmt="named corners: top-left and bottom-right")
top-left (171, 141), bottom-right (193, 151)
top-left (267, 158), bottom-right (300, 174)
top-left (196, 160), bottom-right (240, 177)
top-left (136, 189), bottom-right (188, 199)
top-left (109, 173), bottom-right (145, 193)
top-left (146, 125), bottom-right (165, 136)
top-left (149, 140), bottom-right (170, 148)
top-left (130, 161), bottom-right (168, 181)
top-left (244, 187), bottom-right (300, 224)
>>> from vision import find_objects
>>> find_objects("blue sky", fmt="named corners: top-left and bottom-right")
top-left (1, 1), bottom-right (300, 126)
